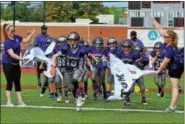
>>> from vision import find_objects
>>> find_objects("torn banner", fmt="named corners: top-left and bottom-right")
top-left (23, 42), bottom-right (63, 82)
top-left (107, 53), bottom-right (156, 100)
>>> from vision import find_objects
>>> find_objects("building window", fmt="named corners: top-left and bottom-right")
top-left (153, 1), bottom-right (180, 4)
top-left (169, 20), bottom-right (174, 27)
top-left (128, 2), bottom-right (141, 10)
top-left (183, 2), bottom-right (184, 8)
top-left (174, 17), bottom-right (184, 27)
top-left (131, 17), bottom-right (144, 27)
top-left (142, 2), bottom-right (151, 8)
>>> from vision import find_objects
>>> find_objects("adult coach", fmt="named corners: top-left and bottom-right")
top-left (33, 25), bottom-right (50, 87)
top-left (2, 23), bottom-right (35, 106)
top-left (151, 15), bottom-right (184, 112)
top-left (130, 31), bottom-right (145, 48)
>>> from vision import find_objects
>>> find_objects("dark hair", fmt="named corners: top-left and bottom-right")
top-left (130, 31), bottom-right (137, 36)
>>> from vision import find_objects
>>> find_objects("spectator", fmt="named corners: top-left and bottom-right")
top-left (33, 24), bottom-right (51, 87)
top-left (151, 14), bottom-right (184, 112)
top-left (2, 23), bottom-right (35, 106)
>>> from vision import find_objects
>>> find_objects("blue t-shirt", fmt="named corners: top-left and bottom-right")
top-left (2, 35), bottom-right (23, 64)
top-left (34, 33), bottom-right (50, 52)
top-left (132, 39), bottom-right (145, 48)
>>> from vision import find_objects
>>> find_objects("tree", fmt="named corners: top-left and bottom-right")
top-left (1, 2), bottom-right (43, 22)
top-left (45, 2), bottom-right (110, 23)
top-left (108, 7), bottom-right (124, 24)
top-left (1, 2), bottom-right (111, 23)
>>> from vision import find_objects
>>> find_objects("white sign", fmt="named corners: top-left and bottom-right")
top-left (128, 29), bottom-right (184, 47)
top-left (76, 19), bottom-right (93, 24)
top-left (96, 15), bottom-right (114, 24)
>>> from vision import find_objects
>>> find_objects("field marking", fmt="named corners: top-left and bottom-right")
top-left (1, 105), bottom-right (184, 114)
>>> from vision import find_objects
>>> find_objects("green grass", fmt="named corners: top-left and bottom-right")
top-left (0, 73), bottom-right (184, 124)
top-left (1, 107), bottom-right (184, 124)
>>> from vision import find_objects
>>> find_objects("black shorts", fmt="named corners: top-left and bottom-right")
top-left (168, 68), bottom-right (184, 79)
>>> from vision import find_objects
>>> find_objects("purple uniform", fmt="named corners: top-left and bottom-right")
top-left (117, 50), bottom-right (141, 64)
top-left (59, 43), bottom-right (88, 71)
top-left (55, 46), bottom-right (66, 69)
top-left (2, 35), bottom-right (22, 64)
top-left (134, 56), bottom-right (149, 70)
top-left (34, 33), bottom-right (50, 52)
top-left (150, 49), bottom-right (166, 74)
top-left (88, 46), bottom-right (107, 70)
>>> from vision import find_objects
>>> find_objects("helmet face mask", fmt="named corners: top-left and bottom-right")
top-left (68, 39), bottom-right (78, 50)
top-left (121, 39), bottom-right (133, 54)
top-left (107, 38), bottom-right (117, 50)
top-left (67, 32), bottom-right (80, 50)
top-left (122, 45), bottom-right (132, 53)
top-left (153, 41), bottom-right (163, 53)
top-left (93, 37), bottom-right (104, 50)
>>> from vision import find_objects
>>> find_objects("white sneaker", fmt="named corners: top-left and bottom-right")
top-left (64, 97), bottom-right (69, 104)
top-left (82, 97), bottom-right (86, 102)
top-left (56, 96), bottom-right (62, 102)
top-left (6, 101), bottom-right (14, 107)
top-left (157, 93), bottom-right (160, 96)
top-left (76, 97), bottom-right (84, 107)
top-left (85, 94), bottom-right (88, 99)
top-left (18, 101), bottom-right (27, 107)
top-left (40, 94), bottom-right (44, 97)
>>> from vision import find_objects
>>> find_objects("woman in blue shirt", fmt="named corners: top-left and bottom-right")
top-left (2, 23), bottom-right (35, 107)
top-left (151, 15), bottom-right (184, 112)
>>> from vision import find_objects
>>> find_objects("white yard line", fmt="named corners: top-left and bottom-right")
top-left (1, 105), bottom-right (184, 114)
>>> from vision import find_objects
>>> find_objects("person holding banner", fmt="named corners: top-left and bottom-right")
top-left (133, 44), bottom-right (149, 105)
top-left (151, 15), bottom-right (184, 112)
top-left (105, 37), bottom-right (121, 100)
top-left (2, 23), bottom-right (35, 106)
top-left (117, 39), bottom-right (141, 107)
top-left (34, 25), bottom-right (51, 88)
top-left (88, 37), bottom-right (108, 101)
top-left (50, 31), bottom-right (88, 108)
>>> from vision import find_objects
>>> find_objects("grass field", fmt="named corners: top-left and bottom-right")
top-left (1, 72), bottom-right (184, 124)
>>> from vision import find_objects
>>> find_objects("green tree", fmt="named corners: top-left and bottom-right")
top-left (28, 4), bottom-right (43, 22)
top-left (108, 7), bottom-right (124, 24)
top-left (45, 2), bottom-right (110, 23)
top-left (1, 5), bottom-right (13, 21)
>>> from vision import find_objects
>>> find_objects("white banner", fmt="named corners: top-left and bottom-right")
top-left (23, 43), bottom-right (63, 82)
top-left (108, 53), bottom-right (156, 100)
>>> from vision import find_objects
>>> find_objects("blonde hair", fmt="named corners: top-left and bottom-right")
top-left (166, 30), bottom-right (178, 47)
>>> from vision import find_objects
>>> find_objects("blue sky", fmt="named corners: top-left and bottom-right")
top-left (103, 2), bottom-right (128, 7)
